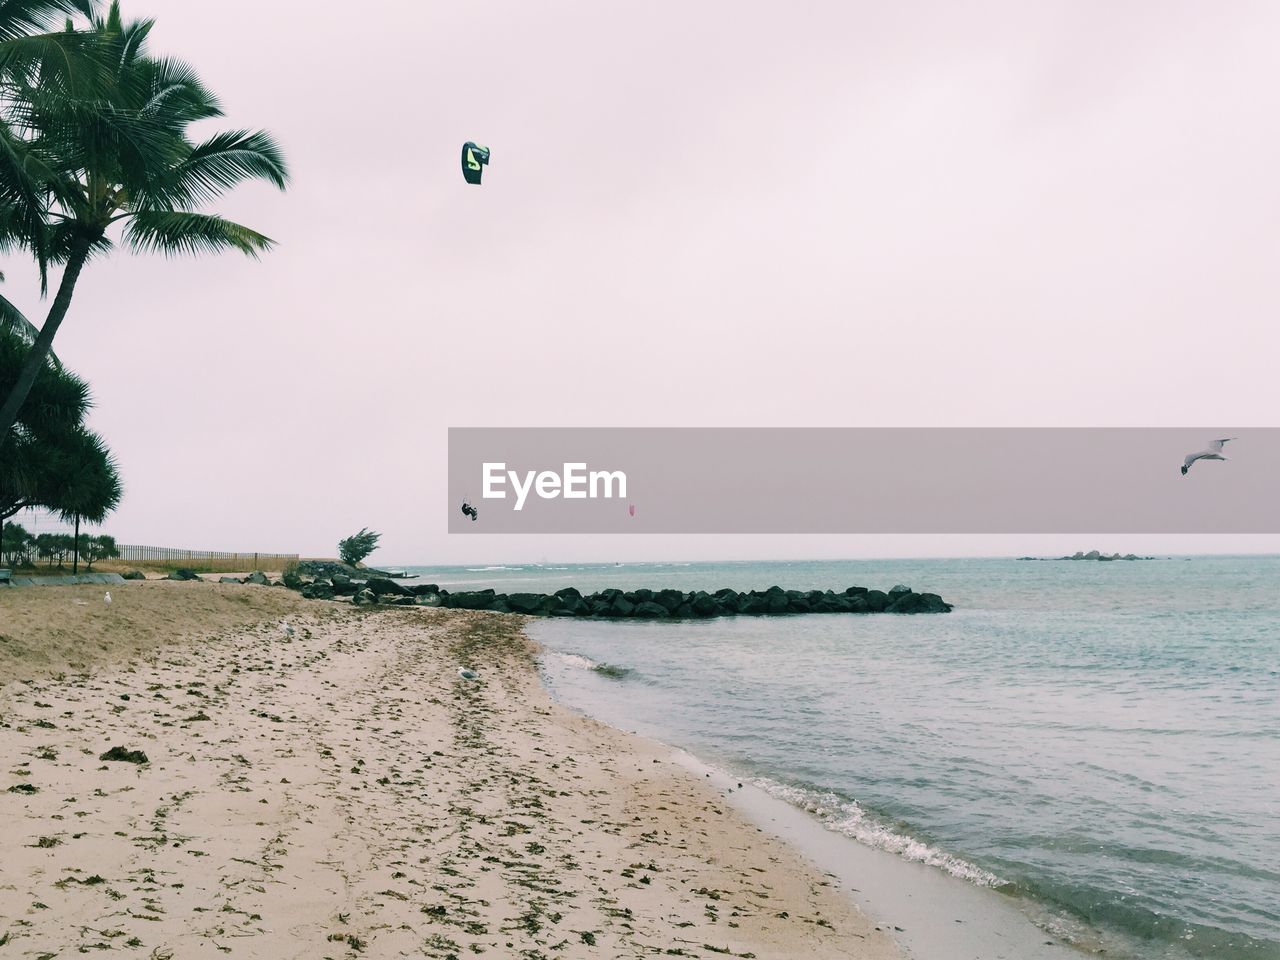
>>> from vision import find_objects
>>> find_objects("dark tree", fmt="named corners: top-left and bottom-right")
top-left (338, 528), bottom-right (381, 567)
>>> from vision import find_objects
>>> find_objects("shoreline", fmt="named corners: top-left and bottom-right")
top-left (0, 582), bottom-right (902, 958)
top-left (528, 661), bottom-right (1100, 960)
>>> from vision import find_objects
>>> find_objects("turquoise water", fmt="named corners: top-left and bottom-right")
top-left (400, 557), bottom-right (1280, 959)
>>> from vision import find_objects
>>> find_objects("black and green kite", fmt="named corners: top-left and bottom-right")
top-left (462, 142), bottom-right (490, 184)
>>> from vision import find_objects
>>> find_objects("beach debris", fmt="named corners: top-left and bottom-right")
top-left (1182, 437), bottom-right (1236, 475)
top-left (461, 142), bottom-right (490, 184)
top-left (99, 746), bottom-right (149, 764)
top-left (461, 499), bottom-right (478, 522)
top-left (457, 668), bottom-right (479, 681)
top-left (103, 591), bottom-right (111, 604)
top-left (628, 504), bottom-right (636, 517)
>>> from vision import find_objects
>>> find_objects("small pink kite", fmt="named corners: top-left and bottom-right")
top-left (628, 504), bottom-right (636, 517)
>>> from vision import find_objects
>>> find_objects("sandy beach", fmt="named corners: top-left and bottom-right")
top-left (0, 582), bottom-right (900, 959)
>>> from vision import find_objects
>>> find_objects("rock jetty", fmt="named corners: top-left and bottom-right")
top-left (181, 562), bottom-right (955, 617)
top-left (293, 577), bottom-right (952, 617)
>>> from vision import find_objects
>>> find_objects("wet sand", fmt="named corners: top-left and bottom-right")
top-left (0, 582), bottom-right (900, 958)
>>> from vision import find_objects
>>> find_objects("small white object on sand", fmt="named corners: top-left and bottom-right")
top-left (104, 592), bottom-right (112, 605)
top-left (458, 668), bottom-right (479, 681)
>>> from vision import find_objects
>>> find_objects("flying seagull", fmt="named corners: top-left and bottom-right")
top-left (1182, 438), bottom-right (1237, 475)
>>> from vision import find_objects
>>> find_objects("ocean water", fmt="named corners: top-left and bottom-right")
top-left (400, 557), bottom-right (1280, 959)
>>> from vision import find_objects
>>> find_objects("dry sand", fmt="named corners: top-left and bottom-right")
top-left (0, 582), bottom-right (901, 959)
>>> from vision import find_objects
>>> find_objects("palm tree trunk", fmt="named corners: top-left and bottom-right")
top-left (73, 513), bottom-right (80, 574)
top-left (0, 238), bottom-right (92, 438)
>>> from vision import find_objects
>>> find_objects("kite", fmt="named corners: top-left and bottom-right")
top-left (462, 142), bottom-right (490, 184)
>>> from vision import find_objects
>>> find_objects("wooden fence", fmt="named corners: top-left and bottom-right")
top-left (117, 544), bottom-right (299, 569)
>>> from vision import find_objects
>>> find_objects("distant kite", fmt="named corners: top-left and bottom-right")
top-left (462, 142), bottom-right (490, 184)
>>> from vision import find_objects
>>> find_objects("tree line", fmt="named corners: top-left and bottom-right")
top-left (1, 521), bottom-right (117, 569)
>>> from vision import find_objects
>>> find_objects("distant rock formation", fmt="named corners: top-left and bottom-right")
top-left (1018, 550), bottom-right (1154, 561)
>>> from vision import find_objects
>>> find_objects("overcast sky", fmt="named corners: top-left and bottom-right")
top-left (7, 0), bottom-right (1280, 564)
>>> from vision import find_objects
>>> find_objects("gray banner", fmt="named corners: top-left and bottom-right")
top-left (447, 428), bottom-right (1280, 533)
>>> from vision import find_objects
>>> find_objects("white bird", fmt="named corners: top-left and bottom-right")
top-left (282, 622), bottom-right (295, 639)
top-left (1182, 438), bottom-right (1237, 475)
top-left (103, 591), bottom-right (112, 604)
top-left (457, 668), bottom-right (479, 681)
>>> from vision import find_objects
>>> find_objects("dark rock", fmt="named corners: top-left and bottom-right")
top-left (690, 592), bottom-right (720, 617)
top-left (367, 577), bottom-right (411, 597)
top-left (410, 583), bottom-right (441, 596)
top-left (633, 601), bottom-right (669, 618)
top-left (296, 560), bottom-right (398, 581)
top-left (245, 571), bottom-right (270, 586)
top-left (506, 593), bottom-right (545, 615)
top-left (609, 595), bottom-right (636, 617)
top-left (887, 591), bottom-right (952, 614)
top-left (863, 589), bottom-right (890, 612)
top-left (553, 595), bottom-right (588, 616)
top-left (218, 576), bottom-right (243, 584)
top-left (415, 593), bottom-right (444, 607)
top-left (330, 578), bottom-right (359, 596)
top-left (282, 570), bottom-right (304, 590)
top-left (302, 581), bottom-right (335, 601)
top-left (554, 586), bottom-right (583, 601)
top-left (166, 568), bottom-right (201, 582)
top-left (99, 746), bottom-right (148, 764)
top-left (352, 588), bottom-right (377, 606)
top-left (445, 591), bottom-right (498, 610)
top-left (655, 589), bottom-right (688, 613)
top-left (889, 584), bottom-right (911, 594)
top-left (121, 570), bottom-right (146, 581)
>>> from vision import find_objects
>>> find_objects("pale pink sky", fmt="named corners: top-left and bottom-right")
top-left (7, 1), bottom-right (1279, 564)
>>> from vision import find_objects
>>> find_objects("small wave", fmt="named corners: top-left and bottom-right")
top-left (465, 565), bottom-right (523, 572)
top-left (755, 779), bottom-right (1002, 887)
top-left (592, 663), bottom-right (635, 680)
top-left (553, 652), bottom-right (635, 680)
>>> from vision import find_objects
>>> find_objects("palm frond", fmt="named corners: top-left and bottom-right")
top-left (123, 209), bottom-right (274, 258)
top-left (142, 128), bottom-right (287, 208)
top-left (0, 0), bottom-right (96, 42)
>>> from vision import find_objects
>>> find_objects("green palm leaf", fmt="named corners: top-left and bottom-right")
top-left (123, 210), bottom-right (275, 258)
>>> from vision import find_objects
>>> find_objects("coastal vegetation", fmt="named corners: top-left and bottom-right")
top-left (0, 326), bottom-right (119, 568)
top-left (338, 528), bottom-right (381, 567)
top-left (0, 525), bottom-right (118, 569)
top-left (0, 0), bottom-right (290, 565)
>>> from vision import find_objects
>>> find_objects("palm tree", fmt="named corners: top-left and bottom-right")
top-left (0, 0), bottom-right (288, 437)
